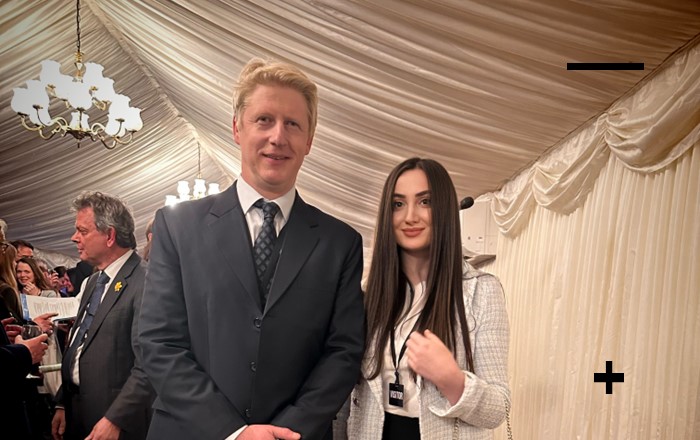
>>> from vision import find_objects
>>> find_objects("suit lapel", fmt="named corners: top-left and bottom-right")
top-left (208, 182), bottom-right (262, 310)
top-left (82, 252), bottom-right (140, 352)
top-left (264, 194), bottom-right (319, 314)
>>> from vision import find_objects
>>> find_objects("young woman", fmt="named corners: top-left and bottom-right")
top-left (16, 257), bottom-right (58, 298)
top-left (343, 158), bottom-right (510, 439)
top-left (0, 242), bottom-right (23, 321)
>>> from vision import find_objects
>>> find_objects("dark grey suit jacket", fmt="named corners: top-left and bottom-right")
top-left (57, 251), bottom-right (155, 440)
top-left (139, 182), bottom-right (365, 440)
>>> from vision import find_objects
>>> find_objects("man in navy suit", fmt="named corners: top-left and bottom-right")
top-left (139, 58), bottom-right (365, 440)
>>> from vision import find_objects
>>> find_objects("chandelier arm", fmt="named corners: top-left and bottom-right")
top-left (100, 137), bottom-right (118, 150)
top-left (91, 129), bottom-right (116, 150)
top-left (36, 123), bottom-right (63, 140)
top-left (19, 115), bottom-right (43, 132)
top-left (19, 114), bottom-right (68, 139)
top-left (90, 121), bottom-right (106, 134)
top-left (36, 110), bottom-right (68, 130)
top-left (38, 128), bottom-right (57, 140)
top-left (112, 131), bottom-right (135, 145)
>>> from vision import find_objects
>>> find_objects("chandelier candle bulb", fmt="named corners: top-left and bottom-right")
top-left (208, 183), bottom-right (220, 195)
top-left (165, 141), bottom-right (221, 206)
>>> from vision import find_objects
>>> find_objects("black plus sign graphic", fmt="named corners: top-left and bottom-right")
top-left (594, 361), bottom-right (624, 394)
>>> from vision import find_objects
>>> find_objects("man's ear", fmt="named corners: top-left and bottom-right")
top-left (105, 227), bottom-right (117, 247)
top-left (233, 117), bottom-right (240, 144)
top-left (305, 135), bottom-right (313, 155)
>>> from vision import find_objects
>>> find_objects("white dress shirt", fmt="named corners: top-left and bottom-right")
top-left (227, 177), bottom-right (296, 439)
top-left (237, 176), bottom-right (295, 245)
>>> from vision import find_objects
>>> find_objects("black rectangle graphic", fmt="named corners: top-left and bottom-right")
top-left (567, 63), bottom-right (644, 71)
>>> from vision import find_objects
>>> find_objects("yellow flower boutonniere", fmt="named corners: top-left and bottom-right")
top-left (114, 282), bottom-right (123, 292)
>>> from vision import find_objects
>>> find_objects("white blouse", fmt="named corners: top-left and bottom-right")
top-left (381, 280), bottom-right (427, 417)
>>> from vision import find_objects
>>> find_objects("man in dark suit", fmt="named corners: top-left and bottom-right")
top-left (1, 319), bottom-right (49, 438)
top-left (52, 191), bottom-right (155, 440)
top-left (139, 58), bottom-right (365, 440)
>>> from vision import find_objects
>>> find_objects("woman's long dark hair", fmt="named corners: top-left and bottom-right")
top-left (364, 158), bottom-right (473, 379)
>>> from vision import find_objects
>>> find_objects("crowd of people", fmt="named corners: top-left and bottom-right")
top-left (1, 58), bottom-right (510, 440)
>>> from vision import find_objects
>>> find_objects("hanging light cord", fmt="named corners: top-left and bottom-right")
top-left (197, 142), bottom-right (202, 178)
top-left (76, 0), bottom-right (81, 54)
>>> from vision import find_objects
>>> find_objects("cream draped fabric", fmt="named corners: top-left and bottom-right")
top-left (492, 44), bottom-right (700, 236)
top-left (480, 39), bottom-right (700, 440)
top-left (483, 147), bottom-right (699, 439)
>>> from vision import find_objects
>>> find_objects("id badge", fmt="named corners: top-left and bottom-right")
top-left (389, 382), bottom-right (404, 407)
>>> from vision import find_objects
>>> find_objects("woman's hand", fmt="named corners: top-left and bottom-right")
top-left (406, 329), bottom-right (466, 405)
top-left (24, 282), bottom-right (40, 296)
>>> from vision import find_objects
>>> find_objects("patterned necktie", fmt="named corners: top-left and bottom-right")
top-left (253, 199), bottom-right (280, 290)
top-left (65, 271), bottom-right (110, 366)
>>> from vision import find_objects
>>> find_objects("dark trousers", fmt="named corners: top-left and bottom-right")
top-left (382, 412), bottom-right (420, 440)
top-left (65, 391), bottom-right (91, 440)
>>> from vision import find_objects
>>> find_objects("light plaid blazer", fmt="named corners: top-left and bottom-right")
top-left (336, 262), bottom-right (511, 440)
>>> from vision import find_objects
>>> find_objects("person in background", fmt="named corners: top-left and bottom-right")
top-left (53, 266), bottom-right (73, 297)
top-left (52, 191), bottom-right (154, 440)
top-left (0, 243), bottom-right (56, 334)
top-left (17, 256), bottom-right (59, 298)
top-left (1, 317), bottom-right (50, 439)
top-left (340, 158), bottom-right (510, 440)
top-left (142, 217), bottom-right (155, 263)
top-left (36, 257), bottom-right (61, 292)
top-left (67, 261), bottom-right (95, 299)
top-left (1, 241), bottom-right (57, 439)
top-left (1, 242), bottom-right (24, 321)
top-left (11, 239), bottom-right (34, 260)
top-left (139, 58), bottom-right (365, 440)
top-left (0, 219), bottom-right (7, 242)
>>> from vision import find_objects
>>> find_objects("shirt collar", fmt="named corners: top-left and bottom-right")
top-left (236, 177), bottom-right (295, 221)
top-left (101, 249), bottom-right (134, 283)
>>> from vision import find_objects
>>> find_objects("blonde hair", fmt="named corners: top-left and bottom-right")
top-left (0, 242), bottom-right (18, 291)
top-left (0, 242), bottom-right (21, 318)
top-left (233, 58), bottom-right (318, 139)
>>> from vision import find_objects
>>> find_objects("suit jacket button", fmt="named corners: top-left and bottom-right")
top-left (250, 361), bottom-right (257, 372)
top-left (245, 408), bottom-right (251, 418)
top-left (253, 317), bottom-right (262, 328)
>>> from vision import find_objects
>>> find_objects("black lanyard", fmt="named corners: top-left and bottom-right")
top-left (389, 312), bottom-right (420, 408)
top-left (391, 281), bottom-right (422, 381)
top-left (390, 318), bottom-right (420, 384)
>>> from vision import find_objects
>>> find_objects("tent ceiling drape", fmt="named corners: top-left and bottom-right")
top-left (1, 0), bottom-right (699, 257)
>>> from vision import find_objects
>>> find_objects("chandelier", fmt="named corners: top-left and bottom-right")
top-left (165, 142), bottom-right (220, 206)
top-left (10, 0), bottom-right (142, 150)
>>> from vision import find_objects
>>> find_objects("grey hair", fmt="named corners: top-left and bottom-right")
top-left (71, 191), bottom-right (137, 249)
